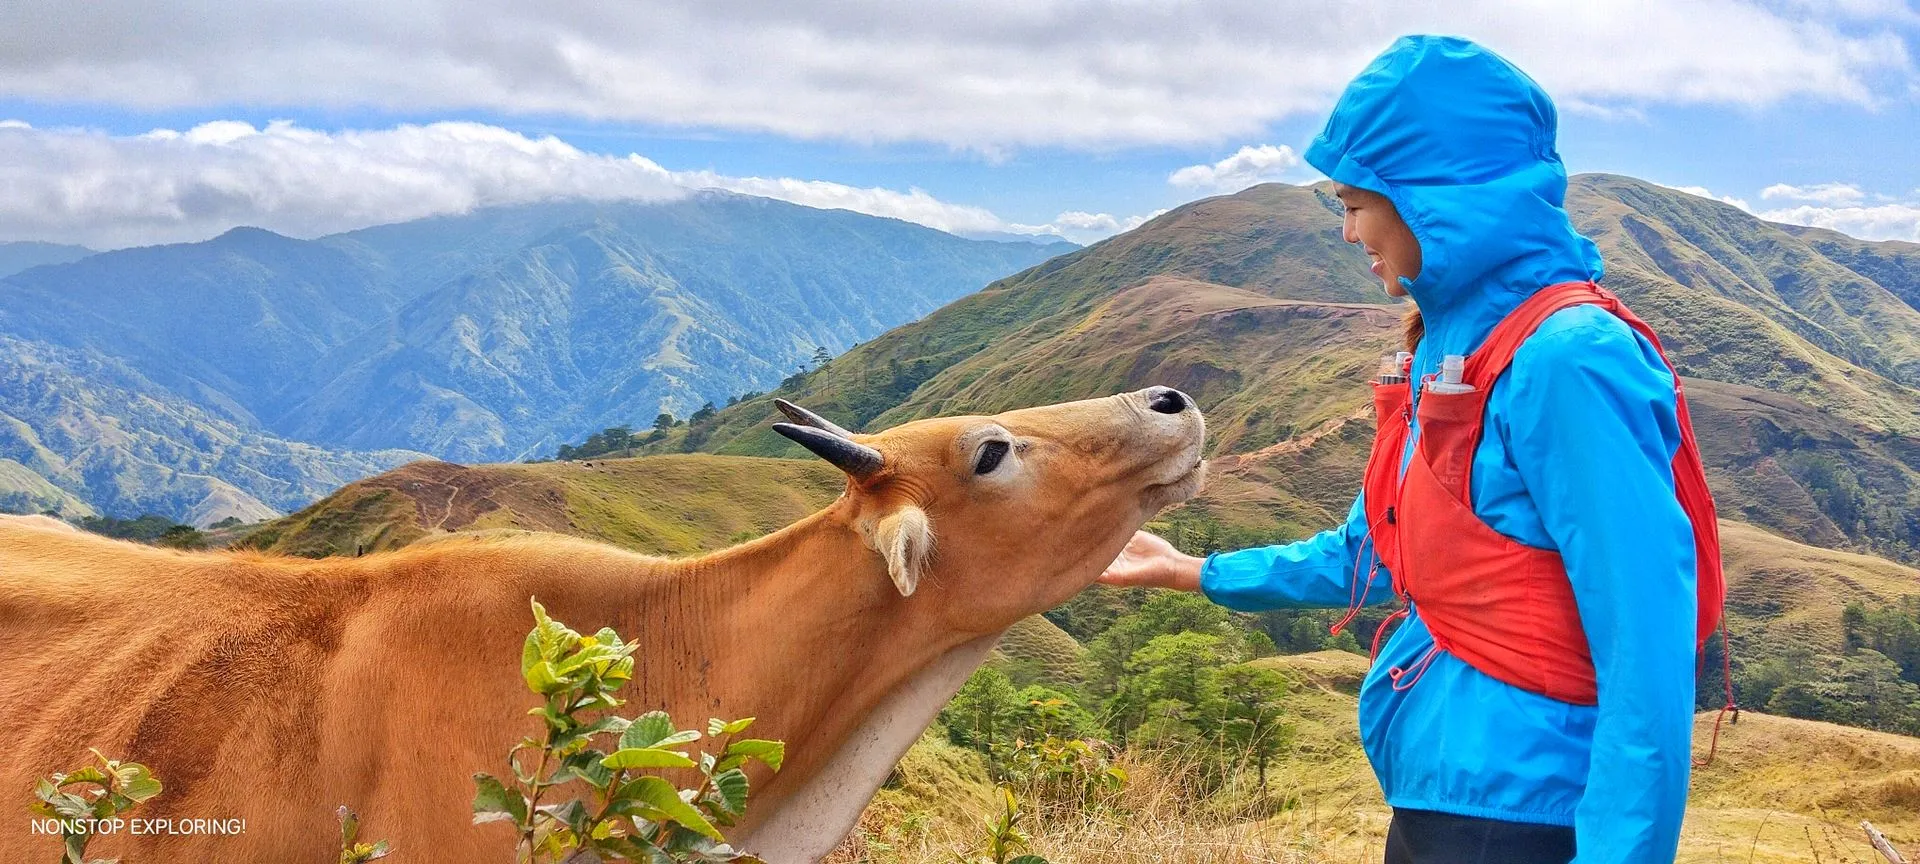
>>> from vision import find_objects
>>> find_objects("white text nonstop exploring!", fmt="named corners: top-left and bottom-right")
top-left (32, 818), bottom-right (246, 836)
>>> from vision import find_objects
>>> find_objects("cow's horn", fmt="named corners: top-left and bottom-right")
top-left (773, 398), bottom-right (856, 439)
top-left (773, 422), bottom-right (884, 478)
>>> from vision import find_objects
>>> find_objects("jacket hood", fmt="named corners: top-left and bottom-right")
top-left (1303, 35), bottom-right (1604, 358)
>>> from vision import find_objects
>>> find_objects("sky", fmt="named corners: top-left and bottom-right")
top-left (1, 0), bottom-right (1917, 249)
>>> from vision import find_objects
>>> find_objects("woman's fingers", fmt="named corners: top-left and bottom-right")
top-left (1098, 531), bottom-right (1172, 587)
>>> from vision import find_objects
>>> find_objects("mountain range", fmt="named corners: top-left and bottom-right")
top-left (661, 174), bottom-right (1920, 566)
top-left (221, 173), bottom-right (1920, 851)
top-left (0, 194), bottom-right (1073, 523)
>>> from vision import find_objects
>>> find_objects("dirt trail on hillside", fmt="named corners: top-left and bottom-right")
top-left (1212, 407), bottom-right (1371, 476)
top-left (360, 461), bottom-right (574, 534)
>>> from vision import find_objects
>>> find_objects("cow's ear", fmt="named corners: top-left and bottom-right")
top-left (870, 505), bottom-right (934, 597)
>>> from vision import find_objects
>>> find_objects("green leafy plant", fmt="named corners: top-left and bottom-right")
top-left (955, 787), bottom-right (1047, 864)
top-left (29, 749), bottom-right (162, 864)
top-left (336, 805), bottom-right (392, 863)
top-left (473, 599), bottom-right (785, 863)
top-left (1003, 734), bottom-right (1126, 809)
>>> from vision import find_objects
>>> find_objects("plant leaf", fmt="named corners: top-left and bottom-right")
top-left (709, 768), bottom-right (749, 817)
top-left (526, 660), bottom-right (567, 696)
top-left (621, 776), bottom-right (722, 841)
top-left (338, 804), bottom-right (359, 846)
top-left (722, 739), bottom-right (784, 772)
top-left (471, 773), bottom-right (528, 826)
top-left (622, 711), bottom-right (676, 749)
top-left (602, 748), bottom-right (697, 770)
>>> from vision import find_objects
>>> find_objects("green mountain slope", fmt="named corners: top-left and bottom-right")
top-left (668, 184), bottom-right (1386, 455)
top-left (666, 176), bottom-right (1920, 565)
top-left (0, 457), bottom-right (94, 518)
top-left (231, 449), bottom-right (1920, 857)
top-left (240, 452), bottom-right (847, 558)
top-left (1571, 173), bottom-right (1920, 388)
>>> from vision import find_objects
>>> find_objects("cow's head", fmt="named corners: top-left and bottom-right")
top-left (774, 388), bottom-right (1204, 633)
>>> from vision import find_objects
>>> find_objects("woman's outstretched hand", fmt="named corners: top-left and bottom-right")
top-left (1098, 530), bottom-right (1206, 593)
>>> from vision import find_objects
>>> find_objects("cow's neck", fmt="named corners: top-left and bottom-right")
top-left (608, 502), bottom-right (994, 862)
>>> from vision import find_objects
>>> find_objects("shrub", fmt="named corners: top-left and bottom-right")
top-left (30, 749), bottom-right (161, 864)
top-left (473, 600), bottom-right (786, 863)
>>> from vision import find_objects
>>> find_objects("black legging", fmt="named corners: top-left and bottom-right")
top-left (1384, 808), bottom-right (1576, 864)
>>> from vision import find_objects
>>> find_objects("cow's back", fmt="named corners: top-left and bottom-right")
top-left (0, 526), bottom-right (606, 863)
top-left (0, 525), bottom-right (382, 862)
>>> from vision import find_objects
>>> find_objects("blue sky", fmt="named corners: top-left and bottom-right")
top-left (1, 1), bottom-right (1916, 248)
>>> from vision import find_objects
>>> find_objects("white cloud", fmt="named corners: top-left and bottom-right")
top-left (1012, 210), bottom-right (1169, 243)
top-left (1168, 145), bottom-right (1302, 192)
top-left (1641, 178), bottom-right (1920, 243)
top-left (1757, 202), bottom-right (1920, 242)
top-left (1652, 181), bottom-right (1752, 211)
top-left (1741, 179), bottom-right (1920, 242)
top-left (0, 120), bottom-right (685, 248)
top-left (0, 119), bottom-right (1155, 248)
top-left (1760, 182), bottom-right (1868, 205)
top-left (0, 1), bottom-right (1911, 149)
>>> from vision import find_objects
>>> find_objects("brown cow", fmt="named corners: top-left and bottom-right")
top-left (0, 388), bottom-right (1205, 863)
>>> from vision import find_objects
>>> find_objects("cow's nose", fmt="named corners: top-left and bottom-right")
top-left (1146, 387), bottom-right (1188, 415)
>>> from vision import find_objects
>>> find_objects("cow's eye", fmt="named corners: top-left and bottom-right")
top-left (974, 440), bottom-right (1010, 475)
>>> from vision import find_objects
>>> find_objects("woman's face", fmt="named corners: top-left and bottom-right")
top-left (1335, 183), bottom-right (1422, 298)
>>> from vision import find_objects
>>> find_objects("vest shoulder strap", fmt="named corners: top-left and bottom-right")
top-left (1462, 281), bottom-right (1617, 387)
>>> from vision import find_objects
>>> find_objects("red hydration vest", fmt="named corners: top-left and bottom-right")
top-left (1353, 281), bottom-right (1726, 706)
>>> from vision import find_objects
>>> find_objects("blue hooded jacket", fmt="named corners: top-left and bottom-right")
top-left (1199, 36), bottom-right (1697, 862)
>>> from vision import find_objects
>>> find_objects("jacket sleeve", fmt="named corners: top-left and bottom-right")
top-left (1503, 316), bottom-right (1696, 864)
top-left (1197, 492), bottom-right (1394, 611)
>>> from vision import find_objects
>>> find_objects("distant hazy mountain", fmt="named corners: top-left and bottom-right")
top-left (276, 195), bottom-right (1077, 460)
top-left (0, 333), bottom-right (424, 525)
top-left (0, 241), bottom-right (94, 278)
top-left (956, 230), bottom-right (1079, 246)
top-left (0, 193), bottom-right (1074, 519)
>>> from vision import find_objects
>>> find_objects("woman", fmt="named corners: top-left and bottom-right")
top-left (1101, 36), bottom-right (1719, 864)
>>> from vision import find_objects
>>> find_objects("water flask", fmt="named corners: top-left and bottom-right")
top-left (1374, 353), bottom-right (1407, 386)
top-left (1425, 354), bottom-right (1476, 395)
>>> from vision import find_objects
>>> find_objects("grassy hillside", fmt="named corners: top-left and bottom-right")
top-left (239, 453), bottom-right (847, 558)
top-left (0, 457), bottom-right (94, 519)
top-left (1572, 173), bottom-right (1920, 389)
top-left (842, 648), bottom-right (1920, 862)
top-left (217, 173), bottom-right (1920, 857)
top-left (651, 184), bottom-right (1388, 457)
top-left (655, 177), bottom-right (1920, 569)
top-left (234, 446), bottom-right (1920, 858)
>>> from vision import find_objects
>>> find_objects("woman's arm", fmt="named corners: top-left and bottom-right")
top-left (1100, 492), bottom-right (1393, 611)
top-left (1201, 493), bottom-right (1391, 610)
top-left (1504, 311), bottom-right (1696, 864)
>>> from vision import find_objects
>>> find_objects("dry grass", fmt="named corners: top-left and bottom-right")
top-left (827, 747), bottom-right (1385, 864)
top-left (821, 655), bottom-right (1920, 864)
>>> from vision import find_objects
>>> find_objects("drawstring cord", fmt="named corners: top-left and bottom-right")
top-left (1330, 508), bottom-right (1395, 637)
top-left (1693, 618), bottom-right (1740, 768)
top-left (1370, 606), bottom-right (1410, 659)
top-left (1389, 642), bottom-right (1443, 692)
